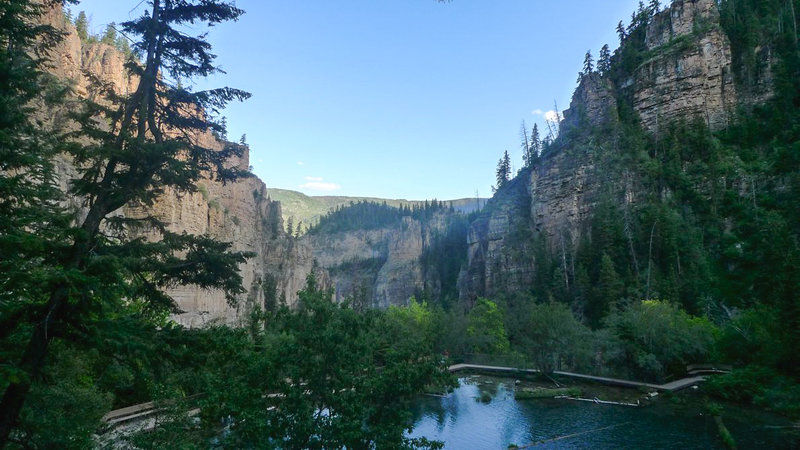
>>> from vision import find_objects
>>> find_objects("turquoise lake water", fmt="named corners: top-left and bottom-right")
top-left (409, 376), bottom-right (798, 449)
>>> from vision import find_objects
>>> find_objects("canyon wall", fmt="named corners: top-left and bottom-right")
top-left (460, 0), bottom-right (758, 301)
top-left (42, 7), bottom-right (315, 326)
top-left (633, 0), bottom-right (738, 132)
top-left (302, 213), bottom-right (454, 308)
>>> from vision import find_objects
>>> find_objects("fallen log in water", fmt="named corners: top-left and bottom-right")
top-left (553, 395), bottom-right (640, 407)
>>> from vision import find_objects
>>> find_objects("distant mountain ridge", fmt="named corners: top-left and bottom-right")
top-left (266, 188), bottom-right (487, 233)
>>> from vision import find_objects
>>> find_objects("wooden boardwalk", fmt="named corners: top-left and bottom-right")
top-left (101, 363), bottom-right (709, 430)
top-left (448, 363), bottom-right (706, 392)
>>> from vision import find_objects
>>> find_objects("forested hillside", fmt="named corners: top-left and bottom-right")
top-left (267, 187), bottom-right (485, 235)
top-left (451, 0), bottom-right (800, 417)
top-left (1, 0), bottom-right (798, 447)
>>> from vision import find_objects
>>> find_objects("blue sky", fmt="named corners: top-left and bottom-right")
top-left (75, 0), bottom-right (642, 200)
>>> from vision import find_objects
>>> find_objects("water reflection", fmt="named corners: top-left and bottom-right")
top-left (409, 376), bottom-right (797, 449)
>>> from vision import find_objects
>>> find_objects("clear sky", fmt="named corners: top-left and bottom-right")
top-left (75, 0), bottom-right (642, 200)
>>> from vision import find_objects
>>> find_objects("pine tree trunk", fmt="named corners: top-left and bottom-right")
top-left (0, 191), bottom-right (111, 444)
top-left (0, 286), bottom-right (68, 445)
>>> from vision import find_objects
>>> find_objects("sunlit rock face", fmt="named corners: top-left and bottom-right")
top-left (41, 6), bottom-right (311, 327)
top-left (633, 0), bottom-right (738, 132)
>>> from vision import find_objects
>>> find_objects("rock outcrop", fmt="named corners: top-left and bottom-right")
top-left (302, 213), bottom-right (454, 308)
top-left (460, 176), bottom-right (535, 301)
top-left (632, 0), bottom-right (738, 132)
top-left (41, 6), bottom-right (313, 326)
top-left (562, 73), bottom-right (618, 133)
top-left (460, 0), bottom-right (759, 300)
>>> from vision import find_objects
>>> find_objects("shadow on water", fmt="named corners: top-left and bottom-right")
top-left (409, 376), bottom-right (799, 449)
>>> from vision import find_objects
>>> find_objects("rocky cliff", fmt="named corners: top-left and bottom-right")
top-left (632, 0), bottom-right (738, 132)
top-left (42, 6), bottom-right (315, 326)
top-left (460, 0), bottom-right (769, 301)
top-left (302, 212), bottom-right (458, 308)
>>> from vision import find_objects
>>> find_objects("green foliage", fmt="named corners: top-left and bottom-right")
top-left (74, 11), bottom-right (89, 41)
top-left (309, 199), bottom-right (453, 235)
top-left (704, 366), bottom-right (800, 418)
top-left (1, 0), bottom-right (254, 441)
top-left (495, 150), bottom-right (511, 191)
top-left (516, 302), bottom-right (592, 374)
top-left (100, 22), bottom-right (116, 45)
top-left (186, 275), bottom-right (454, 449)
top-left (603, 300), bottom-right (717, 381)
top-left (467, 298), bottom-right (510, 355)
top-left (15, 343), bottom-right (113, 449)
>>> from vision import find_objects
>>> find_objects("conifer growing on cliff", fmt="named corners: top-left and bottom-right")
top-left (0, 0), bottom-right (253, 442)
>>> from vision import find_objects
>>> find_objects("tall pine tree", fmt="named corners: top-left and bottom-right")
top-left (0, 0), bottom-right (253, 441)
top-left (495, 150), bottom-right (511, 190)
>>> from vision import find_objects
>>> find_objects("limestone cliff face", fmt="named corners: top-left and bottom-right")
top-left (562, 73), bottom-right (618, 133)
top-left (302, 213), bottom-right (453, 308)
top-left (460, 176), bottom-right (534, 301)
top-left (460, 0), bottom-right (757, 300)
top-left (41, 6), bottom-right (311, 326)
top-left (632, 0), bottom-right (738, 132)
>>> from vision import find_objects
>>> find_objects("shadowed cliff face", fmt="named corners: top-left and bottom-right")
top-left (41, 6), bottom-right (317, 327)
top-left (633, 0), bottom-right (739, 133)
top-left (459, 0), bottom-right (770, 301)
top-left (302, 212), bottom-right (462, 308)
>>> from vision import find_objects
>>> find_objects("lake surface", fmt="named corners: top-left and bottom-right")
top-left (409, 375), bottom-right (797, 449)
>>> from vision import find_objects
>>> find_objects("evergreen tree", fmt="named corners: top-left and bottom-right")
top-left (588, 253), bottom-right (622, 326)
top-left (582, 50), bottom-right (594, 74)
top-left (286, 215), bottom-right (294, 236)
top-left (0, 0), bottom-right (76, 441)
top-left (0, 0), bottom-right (252, 441)
top-left (530, 123), bottom-right (540, 157)
top-left (616, 20), bottom-right (627, 43)
top-left (495, 150), bottom-right (511, 190)
top-left (74, 10), bottom-right (88, 41)
top-left (649, 0), bottom-right (661, 15)
top-left (100, 22), bottom-right (116, 46)
top-left (115, 35), bottom-right (131, 56)
top-left (637, 1), bottom-right (647, 17)
top-left (524, 123), bottom-right (541, 167)
top-left (598, 44), bottom-right (612, 75)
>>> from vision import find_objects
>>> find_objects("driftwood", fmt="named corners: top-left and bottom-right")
top-left (554, 395), bottom-right (640, 407)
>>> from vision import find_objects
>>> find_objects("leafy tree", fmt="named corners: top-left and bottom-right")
top-left (518, 303), bottom-right (591, 374)
top-left (190, 275), bottom-right (453, 449)
top-left (603, 300), bottom-right (717, 381)
top-left (0, 0), bottom-right (253, 441)
top-left (467, 298), bottom-right (510, 355)
top-left (14, 343), bottom-right (113, 448)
